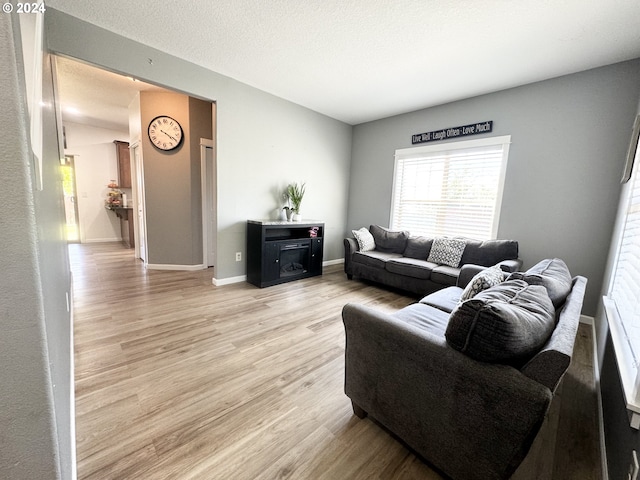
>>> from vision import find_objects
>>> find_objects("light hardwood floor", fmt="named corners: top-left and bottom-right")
top-left (71, 242), bottom-right (601, 479)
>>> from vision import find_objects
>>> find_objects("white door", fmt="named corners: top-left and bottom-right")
top-left (201, 139), bottom-right (215, 267)
top-left (131, 143), bottom-right (147, 263)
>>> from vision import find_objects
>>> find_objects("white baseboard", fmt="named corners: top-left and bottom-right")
top-left (589, 320), bottom-right (609, 480)
top-left (146, 263), bottom-right (206, 271)
top-left (323, 258), bottom-right (344, 267)
top-left (580, 314), bottom-right (595, 325)
top-left (583, 318), bottom-right (608, 479)
top-left (82, 237), bottom-right (121, 243)
top-left (212, 275), bottom-right (246, 286)
top-left (69, 275), bottom-right (77, 480)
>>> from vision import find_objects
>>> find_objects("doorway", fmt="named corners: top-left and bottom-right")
top-left (54, 55), bottom-right (217, 268)
top-left (61, 154), bottom-right (80, 242)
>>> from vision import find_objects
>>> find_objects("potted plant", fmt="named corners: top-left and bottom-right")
top-left (286, 182), bottom-right (306, 222)
top-left (281, 191), bottom-right (292, 221)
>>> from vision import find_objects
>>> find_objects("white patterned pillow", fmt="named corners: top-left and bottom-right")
top-left (460, 265), bottom-right (505, 301)
top-left (427, 237), bottom-right (467, 267)
top-left (352, 227), bottom-right (376, 252)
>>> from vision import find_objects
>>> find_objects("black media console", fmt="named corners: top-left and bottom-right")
top-left (246, 220), bottom-right (324, 288)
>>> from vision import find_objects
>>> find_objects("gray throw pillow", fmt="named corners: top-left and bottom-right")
top-left (460, 265), bottom-right (505, 301)
top-left (403, 236), bottom-right (434, 260)
top-left (508, 258), bottom-right (572, 308)
top-left (369, 225), bottom-right (409, 253)
top-left (446, 280), bottom-right (556, 365)
top-left (461, 239), bottom-right (519, 266)
top-left (427, 237), bottom-right (467, 268)
top-left (352, 227), bottom-right (376, 252)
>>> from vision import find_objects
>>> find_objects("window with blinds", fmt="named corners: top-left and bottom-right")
top-left (609, 148), bottom-right (640, 368)
top-left (603, 122), bottom-right (640, 423)
top-left (390, 136), bottom-right (511, 240)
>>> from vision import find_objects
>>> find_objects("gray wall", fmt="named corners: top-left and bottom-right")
top-left (348, 59), bottom-right (640, 316)
top-left (1, 13), bottom-right (72, 480)
top-left (140, 91), bottom-right (212, 266)
top-left (45, 8), bottom-right (353, 280)
top-left (188, 96), bottom-right (214, 264)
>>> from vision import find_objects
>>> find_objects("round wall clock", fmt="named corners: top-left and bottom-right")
top-left (148, 115), bottom-right (183, 151)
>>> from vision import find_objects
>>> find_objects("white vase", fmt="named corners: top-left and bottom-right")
top-left (292, 213), bottom-right (302, 222)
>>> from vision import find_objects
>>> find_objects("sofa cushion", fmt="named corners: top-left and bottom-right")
top-left (352, 227), bottom-right (376, 252)
top-left (369, 225), bottom-right (409, 253)
top-left (430, 265), bottom-right (460, 286)
top-left (385, 257), bottom-right (438, 280)
top-left (508, 258), bottom-right (572, 308)
top-left (427, 237), bottom-right (467, 267)
top-left (460, 265), bottom-right (505, 301)
top-left (445, 280), bottom-right (556, 365)
top-left (393, 303), bottom-right (450, 336)
top-left (403, 236), bottom-right (434, 260)
top-left (461, 239), bottom-right (519, 267)
top-left (420, 286), bottom-right (464, 313)
top-left (352, 250), bottom-right (402, 269)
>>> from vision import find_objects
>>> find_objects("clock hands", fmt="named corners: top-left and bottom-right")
top-left (160, 129), bottom-right (179, 143)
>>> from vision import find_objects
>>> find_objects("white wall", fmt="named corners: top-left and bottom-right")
top-left (2, 13), bottom-right (72, 479)
top-left (64, 121), bottom-right (129, 243)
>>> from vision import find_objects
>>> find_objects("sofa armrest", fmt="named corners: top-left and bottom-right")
top-left (498, 258), bottom-right (523, 272)
top-left (342, 302), bottom-right (552, 480)
top-left (521, 276), bottom-right (587, 391)
top-left (457, 264), bottom-right (487, 288)
top-left (343, 237), bottom-right (358, 276)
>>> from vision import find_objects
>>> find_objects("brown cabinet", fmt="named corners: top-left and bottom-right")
top-left (109, 206), bottom-right (135, 248)
top-left (114, 141), bottom-right (131, 188)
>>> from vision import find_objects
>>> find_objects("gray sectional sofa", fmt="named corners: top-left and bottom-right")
top-left (342, 258), bottom-right (587, 480)
top-left (344, 225), bottom-right (522, 296)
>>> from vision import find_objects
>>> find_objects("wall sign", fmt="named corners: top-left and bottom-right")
top-left (412, 121), bottom-right (493, 145)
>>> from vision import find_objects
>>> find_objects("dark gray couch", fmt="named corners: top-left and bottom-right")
top-left (342, 258), bottom-right (587, 480)
top-left (344, 225), bottom-right (522, 296)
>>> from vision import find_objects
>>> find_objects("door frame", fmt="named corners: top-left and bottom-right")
top-left (200, 138), bottom-right (215, 268)
top-left (130, 141), bottom-right (148, 264)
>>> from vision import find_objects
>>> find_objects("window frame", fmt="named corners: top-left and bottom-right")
top-left (604, 128), bottom-right (640, 428)
top-left (390, 135), bottom-right (511, 240)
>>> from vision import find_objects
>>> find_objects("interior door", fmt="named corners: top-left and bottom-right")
top-left (131, 143), bottom-right (147, 263)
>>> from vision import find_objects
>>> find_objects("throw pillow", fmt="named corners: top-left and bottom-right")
top-left (446, 280), bottom-right (556, 365)
top-left (460, 239), bottom-right (519, 267)
top-left (369, 225), bottom-right (410, 253)
top-left (508, 258), bottom-right (572, 308)
top-left (403, 236), bottom-right (434, 260)
top-left (427, 237), bottom-right (467, 268)
top-left (460, 265), bottom-right (504, 301)
top-left (352, 227), bottom-right (376, 252)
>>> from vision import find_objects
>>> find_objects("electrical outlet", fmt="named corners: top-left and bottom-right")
top-left (629, 450), bottom-right (639, 480)
top-left (235, 252), bottom-right (242, 262)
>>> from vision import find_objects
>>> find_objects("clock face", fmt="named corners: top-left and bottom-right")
top-left (148, 115), bottom-right (183, 151)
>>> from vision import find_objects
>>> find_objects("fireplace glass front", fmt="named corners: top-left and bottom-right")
top-left (279, 243), bottom-right (310, 278)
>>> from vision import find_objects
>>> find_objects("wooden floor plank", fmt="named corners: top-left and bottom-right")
top-left (71, 242), bottom-right (601, 479)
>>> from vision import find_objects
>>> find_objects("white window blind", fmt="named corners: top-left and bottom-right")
top-left (391, 136), bottom-right (510, 240)
top-left (609, 153), bottom-right (640, 367)
top-left (604, 123), bottom-right (640, 427)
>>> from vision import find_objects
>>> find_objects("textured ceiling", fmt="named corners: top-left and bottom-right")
top-left (48, 0), bottom-right (640, 126)
top-left (55, 57), bottom-right (165, 131)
